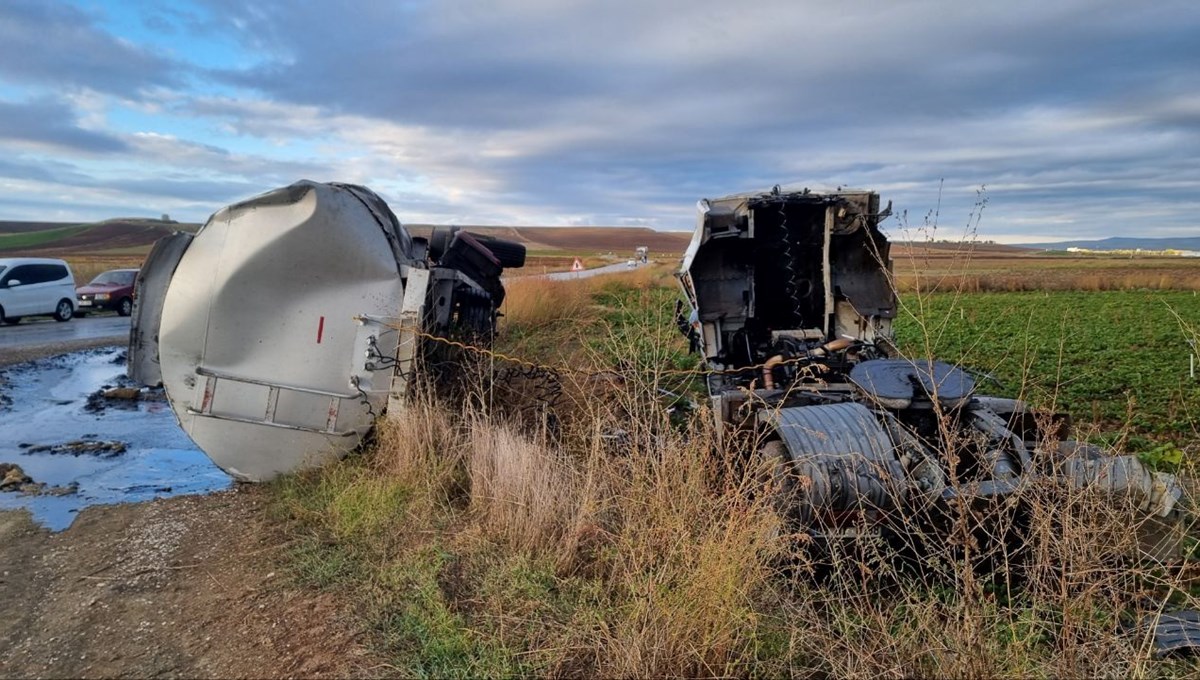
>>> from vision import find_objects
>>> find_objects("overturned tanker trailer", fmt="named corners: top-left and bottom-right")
top-left (129, 181), bottom-right (524, 481)
top-left (677, 186), bottom-right (1183, 558)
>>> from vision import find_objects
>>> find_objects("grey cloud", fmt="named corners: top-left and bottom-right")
top-left (123, 133), bottom-right (333, 183)
top-left (0, 0), bottom-right (181, 96)
top-left (106, 177), bottom-right (260, 203)
top-left (0, 97), bottom-right (128, 152)
top-left (185, 0), bottom-right (1200, 237)
top-left (3, 0), bottom-right (1198, 238)
top-left (0, 135), bottom-right (332, 220)
top-left (0, 150), bottom-right (249, 204)
top-left (0, 190), bottom-right (214, 223)
top-left (199, 0), bottom-right (1200, 133)
top-left (0, 154), bottom-right (93, 185)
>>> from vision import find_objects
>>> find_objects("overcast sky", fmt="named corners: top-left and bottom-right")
top-left (0, 0), bottom-right (1197, 242)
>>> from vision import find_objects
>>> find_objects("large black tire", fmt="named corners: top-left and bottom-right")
top-left (475, 236), bottom-right (527, 268)
top-left (117, 297), bottom-right (133, 317)
top-left (53, 298), bottom-right (73, 322)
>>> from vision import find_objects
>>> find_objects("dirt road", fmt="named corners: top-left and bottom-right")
top-left (0, 344), bottom-right (369, 678)
top-left (0, 488), bottom-right (362, 678)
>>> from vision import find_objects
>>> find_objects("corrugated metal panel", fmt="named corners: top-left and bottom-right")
top-left (763, 402), bottom-right (893, 462)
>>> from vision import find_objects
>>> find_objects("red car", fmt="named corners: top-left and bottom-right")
top-left (76, 268), bottom-right (138, 316)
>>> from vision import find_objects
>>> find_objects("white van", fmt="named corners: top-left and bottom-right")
top-left (0, 257), bottom-right (76, 324)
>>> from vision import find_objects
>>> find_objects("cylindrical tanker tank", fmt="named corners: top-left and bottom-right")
top-left (154, 181), bottom-right (417, 481)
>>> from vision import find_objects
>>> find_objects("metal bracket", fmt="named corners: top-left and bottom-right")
top-left (386, 268), bottom-right (431, 419)
top-left (187, 367), bottom-right (357, 436)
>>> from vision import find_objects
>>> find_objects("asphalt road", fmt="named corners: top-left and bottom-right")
top-left (0, 313), bottom-right (129, 350)
top-left (526, 260), bottom-right (649, 282)
top-left (0, 261), bottom-right (642, 353)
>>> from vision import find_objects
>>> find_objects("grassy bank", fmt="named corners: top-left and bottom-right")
top-left (270, 268), bottom-right (1200, 677)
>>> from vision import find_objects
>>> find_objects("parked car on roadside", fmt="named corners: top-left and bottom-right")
top-left (0, 257), bottom-right (77, 324)
top-left (76, 268), bottom-right (138, 317)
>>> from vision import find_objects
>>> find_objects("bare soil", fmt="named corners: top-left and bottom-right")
top-left (0, 488), bottom-right (364, 679)
top-left (0, 337), bottom-right (123, 369)
top-left (0, 342), bottom-right (370, 678)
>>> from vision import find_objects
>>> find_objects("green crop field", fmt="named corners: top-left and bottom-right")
top-left (0, 224), bottom-right (88, 251)
top-left (893, 291), bottom-right (1200, 441)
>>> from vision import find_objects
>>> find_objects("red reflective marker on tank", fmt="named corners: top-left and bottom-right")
top-left (317, 316), bottom-right (325, 344)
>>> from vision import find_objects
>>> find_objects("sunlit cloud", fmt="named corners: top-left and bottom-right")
top-left (0, 0), bottom-right (1194, 242)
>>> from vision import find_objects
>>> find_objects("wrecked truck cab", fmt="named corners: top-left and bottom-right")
top-left (679, 187), bottom-right (899, 422)
top-left (677, 186), bottom-right (1181, 559)
top-left (132, 181), bottom-right (524, 482)
top-left (680, 187), bottom-right (895, 359)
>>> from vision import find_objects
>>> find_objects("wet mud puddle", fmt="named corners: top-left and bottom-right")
top-left (0, 347), bottom-right (230, 530)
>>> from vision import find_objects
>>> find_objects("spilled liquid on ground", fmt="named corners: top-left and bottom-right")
top-left (0, 347), bottom-right (231, 530)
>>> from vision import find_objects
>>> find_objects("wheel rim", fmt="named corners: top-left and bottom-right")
top-left (121, 298), bottom-right (132, 315)
top-left (58, 300), bottom-right (71, 318)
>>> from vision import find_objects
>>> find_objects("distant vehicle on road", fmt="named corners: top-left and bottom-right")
top-left (76, 269), bottom-right (138, 317)
top-left (626, 259), bottom-right (637, 268)
top-left (0, 257), bottom-right (76, 324)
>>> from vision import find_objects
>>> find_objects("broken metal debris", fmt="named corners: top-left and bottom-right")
top-left (1143, 610), bottom-right (1200, 658)
top-left (676, 186), bottom-right (1184, 561)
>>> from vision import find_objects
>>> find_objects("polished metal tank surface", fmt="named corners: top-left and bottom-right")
top-left (158, 182), bottom-right (408, 481)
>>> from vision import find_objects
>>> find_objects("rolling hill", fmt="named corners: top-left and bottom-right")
top-left (0, 217), bottom-right (693, 258)
top-left (0, 218), bottom-right (200, 256)
top-left (1011, 236), bottom-right (1200, 251)
top-left (405, 224), bottom-right (692, 255)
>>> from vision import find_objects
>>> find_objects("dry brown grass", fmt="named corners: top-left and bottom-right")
top-left (369, 376), bottom-right (784, 676)
top-left (275, 266), bottom-right (1200, 677)
top-left (892, 252), bottom-right (1200, 292)
top-left (326, 354), bottom-right (1200, 677)
top-left (63, 254), bottom-right (145, 284)
top-left (500, 276), bottom-right (600, 329)
top-left (501, 265), bottom-right (676, 329)
top-left (467, 423), bottom-right (579, 554)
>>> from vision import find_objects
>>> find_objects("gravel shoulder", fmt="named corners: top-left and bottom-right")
top-left (0, 488), bottom-right (363, 678)
top-left (0, 342), bottom-right (368, 678)
top-left (0, 337), bottom-right (124, 368)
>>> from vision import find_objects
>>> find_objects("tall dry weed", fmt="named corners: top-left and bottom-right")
top-left (467, 422), bottom-right (579, 554)
top-left (501, 276), bottom-right (597, 328)
top-left (372, 396), bottom-right (468, 511)
top-left (280, 247), bottom-right (1200, 676)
